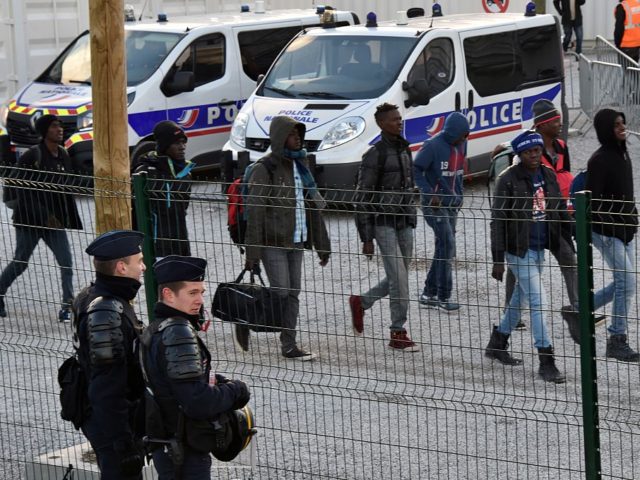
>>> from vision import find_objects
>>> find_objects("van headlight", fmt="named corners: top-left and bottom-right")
top-left (0, 103), bottom-right (8, 128)
top-left (77, 111), bottom-right (93, 130)
top-left (231, 112), bottom-right (249, 148)
top-left (318, 117), bottom-right (365, 151)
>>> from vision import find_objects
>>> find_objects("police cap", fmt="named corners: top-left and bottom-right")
top-left (86, 230), bottom-right (144, 261)
top-left (154, 255), bottom-right (207, 284)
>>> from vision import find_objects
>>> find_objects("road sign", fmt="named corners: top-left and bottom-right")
top-left (482, 0), bottom-right (509, 13)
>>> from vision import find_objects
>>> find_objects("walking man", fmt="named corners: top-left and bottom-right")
top-left (349, 103), bottom-right (419, 352)
top-left (413, 111), bottom-right (470, 312)
top-left (132, 120), bottom-right (194, 257)
top-left (486, 130), bottom-right (573, 383)
top-left (585, 108), bottom-right (639, 362)
top-left (243, 115), bottom-right (331, 360)
top-left (74, 230), bottom-right (147, 479)
top-left (553, 0), bottom-right (585, 56)
top-left (0, 114), bottom-right (82, 321)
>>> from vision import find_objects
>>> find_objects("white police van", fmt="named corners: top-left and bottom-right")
top-left (0, 4), bottom-right (358, 174)
top-left (225, 7), bottom-right (565, 191)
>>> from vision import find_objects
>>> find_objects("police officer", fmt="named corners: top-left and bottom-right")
top-left (142, 255), bottom-right (251, 479)
top-left (73, 230), bottom-right (147, 479)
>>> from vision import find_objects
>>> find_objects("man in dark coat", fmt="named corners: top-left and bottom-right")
top-left (553, 0), bottom-right (586, 55)
top-left (0, 114), bottom-right (82, 321)
top-left (74, 230), bottom-right (147, 479)
top-left (243, 115), bottom-right (331, 360)
top-left (585, 108), bottom-right (639, 362)
top-left (132, 120), bottom-right (194, 257)
top-left (486, 130), bottom-right (573, 383)
top-left (349, 103), bottom-right (419, 352)
top-left (142, 255), bottom-right (251, 479)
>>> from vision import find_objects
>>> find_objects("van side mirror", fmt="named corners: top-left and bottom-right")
top-left (163, 71), bottom-right (195, 96)
top-left (402, 79), bottom-right (430, 108)
top-left (256, 74), bottom-right (265, 86)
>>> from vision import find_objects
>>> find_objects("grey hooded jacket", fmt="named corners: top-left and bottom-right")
top-left (244, 116), bottom-right (331, 263)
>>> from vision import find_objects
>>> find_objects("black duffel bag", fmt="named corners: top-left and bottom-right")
top-left (211, 269), bottom-right (285, 332)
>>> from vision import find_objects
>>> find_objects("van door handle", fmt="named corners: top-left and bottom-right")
top-left (455, 92), bottom-right (461, 111)
top-left (468, 90), bottom-right (474, 111)
top-left (219, 100), bottom-right (235, 106)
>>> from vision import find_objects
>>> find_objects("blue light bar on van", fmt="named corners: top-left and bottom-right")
top-left (316, 5), bottom-right (325, 14)
top-left (525, 1), bottom-right (536, 16)
top-left (432, 3), bottom-right (443, 17)
top-left (157, 13), bottom-right (167, 22)
top-left (241, 5), bottom-right (250, 13)
top-left (366, 12), bottom-right (377, 27)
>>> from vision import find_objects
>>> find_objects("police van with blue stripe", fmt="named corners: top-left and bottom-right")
top-left (0, 4), bottom-right (358, 174)
top-left (225, 6), bottom-right (566, 194)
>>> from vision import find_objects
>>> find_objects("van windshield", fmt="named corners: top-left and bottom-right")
top-left (260, 35), bottom-right (418, 100)
top-left (37, 30), bottom-right (184, 87)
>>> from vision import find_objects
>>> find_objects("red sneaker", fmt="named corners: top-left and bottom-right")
top-left (389, 330), bottom-right (419, 352)
top-left (349, 295), bottom-right (365, 336)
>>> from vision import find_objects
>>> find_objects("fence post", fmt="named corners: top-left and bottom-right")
top-left (132, 172), bottom-right (157, 317)
top-left (574, 191), bottom-right (602, 480)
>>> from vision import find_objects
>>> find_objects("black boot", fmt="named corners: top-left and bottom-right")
top-left (485, 326), bottom-right (522, 365)
top-left (606, 334), bottom-right (640, 362)
top-left (538, 346), bottom-right (566, 383)
top-left (0, 296), bottom-right (6, 318)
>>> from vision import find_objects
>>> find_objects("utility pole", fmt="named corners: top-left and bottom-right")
top-left (89, 0), bottom-right (131, 233)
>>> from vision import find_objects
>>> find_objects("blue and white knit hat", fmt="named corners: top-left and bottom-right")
top-left (510, 130), bottom-right (543, 155)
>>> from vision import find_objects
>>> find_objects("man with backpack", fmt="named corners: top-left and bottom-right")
top-left (243, 115), bottom-right (330, 360)
top-left (349, 103), bottom-right (419, 352)
top-left (132, 120), bottom-right (194, 258)
top-left (0, 114), bottom-right (82, 321)
top-left (413, 111), bottom-right (470, 312)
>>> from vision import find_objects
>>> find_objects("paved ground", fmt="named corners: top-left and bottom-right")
top-left (1, 56), bottom-right (640, 479)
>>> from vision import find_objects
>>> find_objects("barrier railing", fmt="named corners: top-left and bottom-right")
top-left (1, 167), bottom-right (639, 479)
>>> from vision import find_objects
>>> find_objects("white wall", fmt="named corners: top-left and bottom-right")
top-left (0, 0), bottom-right (623, 103)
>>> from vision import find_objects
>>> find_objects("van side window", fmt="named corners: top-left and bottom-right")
top-left (407, 38), bottom-right (454, 98)
top-left (464, 25), bottom-right (561, 97)
top-left (174, 34), bottom-right (225, 88)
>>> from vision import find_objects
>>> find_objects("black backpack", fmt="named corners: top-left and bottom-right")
top-left (2, 144), bottom-right (51, 209)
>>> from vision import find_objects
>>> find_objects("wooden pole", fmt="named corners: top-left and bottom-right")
top-left (89, 0), bottom-right (131, 233)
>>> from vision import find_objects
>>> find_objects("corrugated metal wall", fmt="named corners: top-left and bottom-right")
top-left (0, 0), bottom-right (623, 103)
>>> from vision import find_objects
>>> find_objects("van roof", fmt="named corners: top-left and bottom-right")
top-left (307, 12), bottom-right (556, 38)
top-left (125, 8), bottom-right (355, 34)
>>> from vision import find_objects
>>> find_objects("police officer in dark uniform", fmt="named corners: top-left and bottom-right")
top-left (141, 255), bottom-right (251, 479)
top-left (73, 230), bottom-right (147, 479)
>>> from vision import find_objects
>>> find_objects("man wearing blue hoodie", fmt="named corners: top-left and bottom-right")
top-left (413, 112), bottom-right (470, 311)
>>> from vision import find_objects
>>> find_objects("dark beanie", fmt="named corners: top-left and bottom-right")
top-left (153, 121), bottom-right (187, 154)
top-left (35, 114), bottom-right (59, 139)
top-left (532, 99), bottom-right (560, 127)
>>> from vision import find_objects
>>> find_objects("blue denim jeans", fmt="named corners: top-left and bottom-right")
top-left (498, 250), bottom-right (552, 349)
top-left (0, 226), bottom-right (73, 306)
top-left (562, 22), bottom-right (583, 55)
top-left (592, 233), bottom-right (635, 336)
top-left (361, 225), bottom-right (413, 331)
top-left (422, 206), bottom-right (458, 301)
top-left (152, 448), bottom-right (212, 480)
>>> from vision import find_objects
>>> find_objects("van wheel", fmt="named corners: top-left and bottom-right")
top-left (130, 141), bottom-right (156, 168)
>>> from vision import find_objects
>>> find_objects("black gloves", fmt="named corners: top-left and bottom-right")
top-left (229, 380), bottom-right (251, 410)
top-left (114, 438), bottom-right (144, 476)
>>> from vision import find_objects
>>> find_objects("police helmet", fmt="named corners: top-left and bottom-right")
top-left (212, 405), bottom-right (257, 462)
